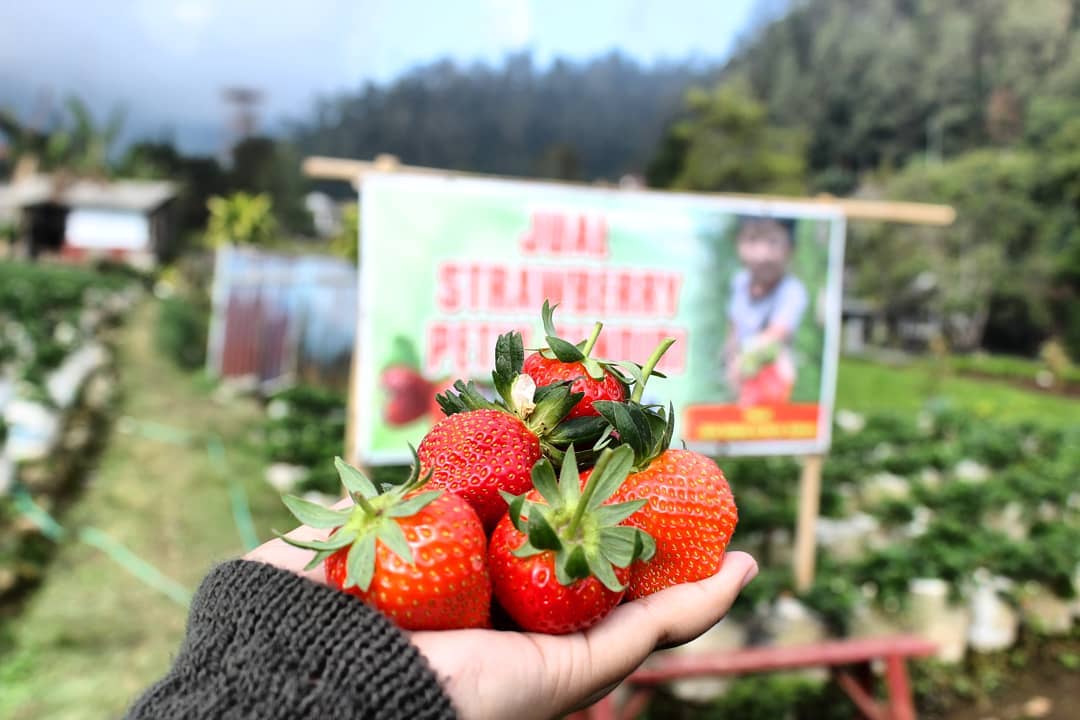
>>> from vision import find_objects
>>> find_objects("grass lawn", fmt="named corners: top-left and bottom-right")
top-left (0, 301), bottom-right (293, 720)
top-left (836, 356), bottom-right (1077, 423)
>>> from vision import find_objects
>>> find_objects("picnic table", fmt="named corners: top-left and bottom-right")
top-left (577, 634), bottom-right (937, 720)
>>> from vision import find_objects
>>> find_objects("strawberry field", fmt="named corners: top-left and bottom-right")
top-left (0, 260), bottom-right (137, 604)
top-left (643, 402), bottom-right (1080, 718)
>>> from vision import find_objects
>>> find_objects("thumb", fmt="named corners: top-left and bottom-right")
top-left (574, 551), bottom-right (758, 694)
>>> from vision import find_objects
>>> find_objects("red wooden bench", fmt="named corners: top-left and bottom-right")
top-left (576, 635), bottom-right (937, 720)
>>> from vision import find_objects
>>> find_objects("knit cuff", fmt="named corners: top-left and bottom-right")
top-left (127, 559), bottom-right (457, 720)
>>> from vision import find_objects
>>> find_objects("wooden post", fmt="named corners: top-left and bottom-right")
top-left (793, 454), bottom-right (824, 592)
top-left (344, 341), bottom-right (361, 469)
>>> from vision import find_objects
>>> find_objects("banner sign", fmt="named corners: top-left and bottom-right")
top-left (355, 173), bottom-right (845, 464)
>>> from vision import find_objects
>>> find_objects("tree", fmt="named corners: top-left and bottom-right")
top-left (117, 141), bottom-right (185, 179)
top-left (856, 150), bottom-right (1045, 352)
top-left (231, 136), bottom-right (312, 234)
top-left (291, 52), bottom-right (713, 181)
top-left (646, 82), bottom-right (807, 195)
top-left (0, 96), bottom-right (124, 178)
top-left (205, 192), bottom-right (278, 248)
top-left (329, 203), bottom-right (359, 264)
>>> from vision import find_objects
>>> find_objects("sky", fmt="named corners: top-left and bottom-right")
top-left (0, 0), bottom-right (760, 153)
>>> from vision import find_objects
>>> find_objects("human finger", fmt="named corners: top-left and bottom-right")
top-left (576, 551), bottom-right (758, 686)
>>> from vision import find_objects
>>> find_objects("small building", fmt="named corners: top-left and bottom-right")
top-left (0, 175), bottom-right (178, 269)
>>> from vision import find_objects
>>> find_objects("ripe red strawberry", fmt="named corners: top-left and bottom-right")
top-left (382, 365), bottom-right (434, 425)
top-left (425, 330), bottom-right (604, 530)
top-left (280, 456), bottom-right (491, 631)
top-left (589, 337), bottom-right (738, 600)
top-left (523, 353), bottom-right (627, 420)
top-left (418, 408), bottom-right (542, 529)
top-left (488, 446), bottom-right (655, 634)
top-left (522, 301), bottom-right (628, 419)
top-left (607, 449), bottom-right (737, 600)
top-left (380, 336), bottom-right (433, 426)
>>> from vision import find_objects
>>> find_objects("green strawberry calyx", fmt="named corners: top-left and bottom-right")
top-left (435, 330), bottom-right (607, 450)
top-left (593, 337), bottom-right (678, 471)
top-left (499, 445), bottom-right (656, 592)
top-left (277, 450), bottom-right (441, 592)
top-left (535, 300), bottom-right (668, 394)
top-left (536, 299), bottom-right (616, 382)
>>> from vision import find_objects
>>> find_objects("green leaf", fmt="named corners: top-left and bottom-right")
top-left (278, 529), bottom-right (357, 552)
top-left (436, 388), bottom-right (468, 416)
top-left (559, 545), bottom-right (590, 584)
top-left (345, 536), bottom-right (377, 590)
top-left (528, 384), bottom-right (583, 433)
top-left (635, 529), bottom-right (657, 563)
top-left (496, 331), bottom-right (525, 376)
top-left (281, 494), bottom-right (350, 529)
top-left (531, 459), bottom-right (561, 506)
top-left (335, 457), bottom-right (378, 498)
top-left (582, 357), bottom-right (606, 381)
top-left (376, 521), bottom-right (415, 565)
top-left (597, 526), bottom-right (639, 566)
top-left (625, 403), bottom-right (655, 456)
top-left (493, 331), bottom-right (526, 405)
top-left (587, 550), bottom-right (626, 592)
top-left (403, 444), bottom-right (423, 487)
top-left (303, 548), bottom-right (338, 571)
top-left (453, 380), bottom-right (503, 411)
top-left (503, 492), bottom-right (527, 532)
top-left (660, 401), bottom-right (675, 451)
top-left (386, 490), bottom-right (442, 518)
top-left (558, 445), bottom-right (582, 504)
top-left (595, 499), bottom-right (647, 526)
top-left (527, 505), bottom-right (561, 550)
top-left (593, 424), bottom-right (615, 450)
top-left (387, 335), bottom-right (420, 369)
top-left (598, 526), bottom-right (654, 567)
top-left (593, 402), bottom-right (651, 459)
top-left (547, 335), bottom-right (586, 362)
top-left (544, 416), bottom-right (610, 445)
top-left (541, 299), bottom-right (559, 337)
top-left (616, 361), bottom-right (644, 386)
top-left (512, 539), bottom-right (542, 558)
top-left (584, 445), bottom-right (635, 509)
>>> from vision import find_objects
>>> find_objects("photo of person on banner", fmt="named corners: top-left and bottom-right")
top-left (723, 216), bottom-right (808, 406)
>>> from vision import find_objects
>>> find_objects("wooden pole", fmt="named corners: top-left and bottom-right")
top-left (301, 155), bottom-right (957, 226)
top-left (793, 454), bottom-right (824, 592)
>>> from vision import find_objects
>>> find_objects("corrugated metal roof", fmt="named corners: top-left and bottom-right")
top-left (0, 175), bottom-right (177, 213)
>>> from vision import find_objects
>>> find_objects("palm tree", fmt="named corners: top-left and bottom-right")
top-left (0, 96), bottom-right (124, 180)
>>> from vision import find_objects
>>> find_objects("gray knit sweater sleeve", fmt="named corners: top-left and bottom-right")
top-left (126, 559), bottom-right (458, 720)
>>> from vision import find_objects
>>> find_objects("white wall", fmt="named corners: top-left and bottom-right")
top-left (65, 208), bottom-right (150, 251)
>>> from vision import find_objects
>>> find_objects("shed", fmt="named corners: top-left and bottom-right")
top-left (0, 175), bottom-right (178, 268)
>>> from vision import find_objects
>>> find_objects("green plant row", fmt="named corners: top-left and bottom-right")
top-left (0, 261), bottom-right (131, 389)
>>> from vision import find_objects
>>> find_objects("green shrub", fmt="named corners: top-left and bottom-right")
top-left (155, 296), bottom-right (208, 370)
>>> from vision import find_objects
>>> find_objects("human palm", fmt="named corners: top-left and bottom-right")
top-left (247, 508), bottom-right (757, 720)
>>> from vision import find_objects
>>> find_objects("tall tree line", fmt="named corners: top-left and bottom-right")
top-left (291, 52), bottom-right (718, 181)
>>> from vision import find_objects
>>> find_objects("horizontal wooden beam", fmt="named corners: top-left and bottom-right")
top-left (302, 155), bottom-right (956, 226)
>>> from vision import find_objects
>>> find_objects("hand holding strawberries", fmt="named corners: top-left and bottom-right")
top-left (255, 301), bottom-right (754, 717)
top-left (248, 516), bottom-right (756, 720)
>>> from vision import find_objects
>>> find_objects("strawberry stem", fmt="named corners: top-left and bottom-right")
top-left (631, 338), bottom-right (676, 403)
top-left (567, 449), bottom-right (612, 536)
top-left (581, 322), bottom-right (603, 358)
top-left (352, 492), bottom-right (377, 516)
